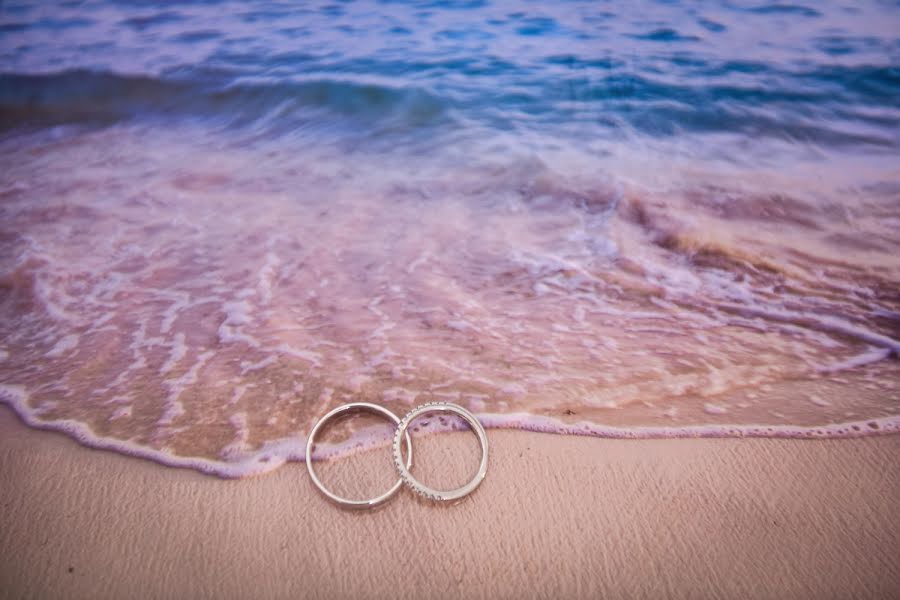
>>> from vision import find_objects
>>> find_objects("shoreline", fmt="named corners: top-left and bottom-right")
top-left (3, 385), bottom-right (900, 479)
top-left (2, 404), bottom-right (899, 599)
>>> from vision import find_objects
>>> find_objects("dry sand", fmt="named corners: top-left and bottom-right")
top-left (1, 405), bottom-right (899, 599)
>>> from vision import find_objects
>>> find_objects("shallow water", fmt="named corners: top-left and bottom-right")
top-left (1, 1), bottom-right (899, 476)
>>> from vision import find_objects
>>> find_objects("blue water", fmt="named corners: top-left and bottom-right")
top-left (2, 1), bottom-right (899, 160)
top-left (2, 2), bottom-right (900, 474)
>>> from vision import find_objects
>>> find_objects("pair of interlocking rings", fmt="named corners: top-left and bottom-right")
top-left (305, 401), bottom-right (489, 509)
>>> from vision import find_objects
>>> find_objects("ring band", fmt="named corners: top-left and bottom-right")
top-left (392, 402), bottom-right (489, 502)
top-left (306, 402), bottom-right (413, 510)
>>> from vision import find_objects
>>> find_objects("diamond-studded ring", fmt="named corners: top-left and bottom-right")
top-left (306, 402), bottom-right (413, 510)
top-left (392, 402), bottom-right (489, 502)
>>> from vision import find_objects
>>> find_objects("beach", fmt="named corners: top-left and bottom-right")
top-left (2, 405), bottom-right (898, 599)
top-left (3, 1), bottom-right (900, 598)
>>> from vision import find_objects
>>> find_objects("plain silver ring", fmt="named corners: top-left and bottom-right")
top-left (392, 402), bottom-right (489, 502)
top-left (306, 402), bottom-right (413, 510)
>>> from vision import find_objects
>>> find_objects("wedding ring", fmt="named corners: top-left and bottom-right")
top-left (306, 402), bottom-right (413, 510)
top-left (392, 402), bottom-right (488, 502)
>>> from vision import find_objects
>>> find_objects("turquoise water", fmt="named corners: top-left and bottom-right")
top-left (2, 1), bottom-right (899, 157)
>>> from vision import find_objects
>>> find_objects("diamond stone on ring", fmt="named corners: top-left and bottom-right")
top-left (392, 402), bottom-right (488, 502)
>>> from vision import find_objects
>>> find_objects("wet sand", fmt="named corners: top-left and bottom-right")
top-left (1, 405), bottom-right (899, 599)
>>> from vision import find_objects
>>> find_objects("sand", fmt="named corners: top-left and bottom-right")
top-left (1, 405), bottom-right (899, 599)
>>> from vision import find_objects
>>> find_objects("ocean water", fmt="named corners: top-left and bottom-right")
top-left (1, 0), bottom-right (899, 476)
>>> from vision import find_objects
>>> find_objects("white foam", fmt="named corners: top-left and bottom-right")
top-left (221, 412), bottom-right (250, 460)
top-left (159, 350), bottom-right (214, 426)
top-left (158, 400), bottom-right (184, 425)
top-left (32, 274), bottom-right (79, 324)
top-left (218, 300), bottom-right (259, 347)
top-left (240, 355), bottom-right (277, 375)
top-left (276, 344), bottom-right (322, 368)
top-left (100, 320), bottom-right (155, 393)
top-left (45, 334), bottom-right (79, 358)
top-left (5, 380), bottom-right (900, 479)
top-left (228, 383), bottom-right (252, 406)
top-left (818, 347), bottom-right (893, 373)
top-left (477, 411), bottom-right (900, 441)
top-left (159, 292), bottom-right (191, 334)
top-left (0, 383), bottom-right (304, 478)
top-left (159, 332), bottom-right (188, 374)
top-left (717, 301), bottom-right (900, 356)
top-left (257, 251), bottom-right (280, 305)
